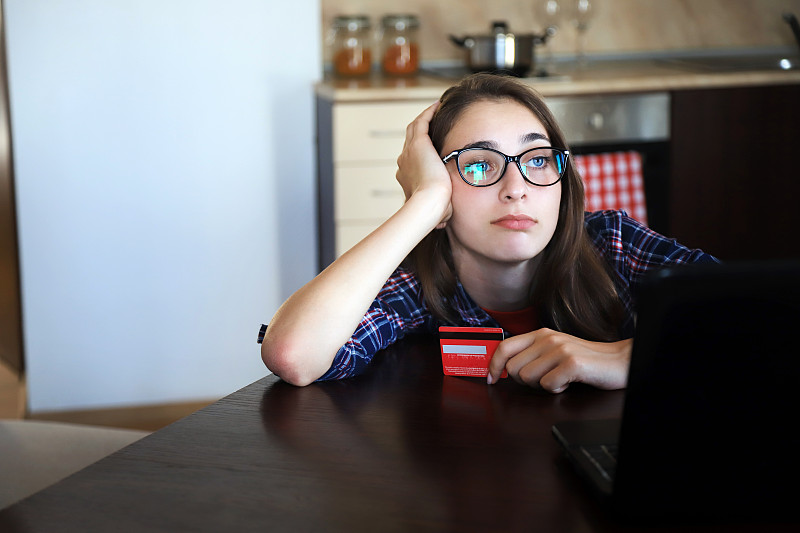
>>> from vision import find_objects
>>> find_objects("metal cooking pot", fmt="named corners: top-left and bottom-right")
top-left (450, 21), bottom-right (555, 77)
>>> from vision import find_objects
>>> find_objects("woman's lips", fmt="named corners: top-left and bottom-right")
top-left (491, 214), bottom-right (536, 230)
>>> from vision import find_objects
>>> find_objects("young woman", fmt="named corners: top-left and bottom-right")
top-left (260, 73), bottom-right (716, 392)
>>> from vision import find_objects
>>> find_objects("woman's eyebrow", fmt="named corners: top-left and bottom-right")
top-left (520, 132), bottom-right (549, 144)
top-left (462, 140), bottom-right (498, 150)
top-left (459, 133), bottom-right (547, 151)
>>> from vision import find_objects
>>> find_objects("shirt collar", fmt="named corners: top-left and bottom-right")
top-left (452, 278), bottom-right (499, 327)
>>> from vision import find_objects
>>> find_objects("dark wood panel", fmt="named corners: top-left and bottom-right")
top-left (669, 84), bottom-right (800, 261)
top-left (0, 0), bottom-right (24, 376)
top-left (316, 96), bottom-right (335, 271)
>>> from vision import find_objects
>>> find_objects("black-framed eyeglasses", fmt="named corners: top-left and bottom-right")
top-left (442, 146), bottom-right (570, 187)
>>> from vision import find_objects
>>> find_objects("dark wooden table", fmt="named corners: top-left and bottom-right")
top-left (0, 335), bottom-right (794, 532)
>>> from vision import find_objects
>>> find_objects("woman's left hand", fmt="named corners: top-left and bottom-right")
top-left (486, 329), bottom-right (633, 393)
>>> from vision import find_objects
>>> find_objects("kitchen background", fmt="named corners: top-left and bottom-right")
top-left (322, 0), bottom-right (800, 66)
top-left (1, 0), bottom-right (798, 427)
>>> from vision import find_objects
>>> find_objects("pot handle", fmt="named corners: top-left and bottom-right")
top-left (449, 35), bottom-right (473, 48)
top-left (535, 26), bottom-right (558, 45)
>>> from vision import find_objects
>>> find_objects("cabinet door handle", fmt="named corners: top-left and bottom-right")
top-left (370, 189), bottom-right (404, 198)
top-left (587, 111), bottom-right (605, 130)
top-left (368, 129), bottom-right (406, 138)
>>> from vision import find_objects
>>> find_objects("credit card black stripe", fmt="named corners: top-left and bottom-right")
top-left (440, 332), bottom-right (504, 340)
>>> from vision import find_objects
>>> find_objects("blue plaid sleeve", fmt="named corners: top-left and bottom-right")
top-left (585, 210), bottom-right (718, 282)
top-left (585, 210), bottom-right (719, 335)
top-left (316, 267), bottom-right (433, 381)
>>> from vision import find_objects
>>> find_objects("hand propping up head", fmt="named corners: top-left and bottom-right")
top-left (396, 101), bottom-right (453, 229)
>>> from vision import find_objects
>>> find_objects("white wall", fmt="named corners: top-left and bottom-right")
top-left (5, 0), bottom-right (320, 412)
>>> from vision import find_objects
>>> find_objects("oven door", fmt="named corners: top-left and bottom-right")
top-left (547, 93), bottom-right (670, 234)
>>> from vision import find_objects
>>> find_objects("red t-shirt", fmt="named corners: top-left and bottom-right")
top-left (482, 306), bottom-right (539, 337)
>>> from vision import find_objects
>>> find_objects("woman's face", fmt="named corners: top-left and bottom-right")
top-left (441, 99), bottom-right (562, 269)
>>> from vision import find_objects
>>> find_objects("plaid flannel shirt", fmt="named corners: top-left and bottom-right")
top-left (258, 210), bottom-right (718, 381)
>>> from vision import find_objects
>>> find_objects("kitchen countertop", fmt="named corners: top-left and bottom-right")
top-left (315, 57), bottom-right (800, 102)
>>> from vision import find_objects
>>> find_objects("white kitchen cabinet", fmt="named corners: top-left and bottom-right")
top-left (317, 98), bottom-right (429, 268)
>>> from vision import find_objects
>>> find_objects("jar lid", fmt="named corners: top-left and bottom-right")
top-left (381, 14), bottom-right (420, 31)
top-left (333, 15), bottom-right (371, 31)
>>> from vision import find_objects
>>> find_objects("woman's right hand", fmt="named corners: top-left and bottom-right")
top-left (395, 101), bottom-right (453, 228)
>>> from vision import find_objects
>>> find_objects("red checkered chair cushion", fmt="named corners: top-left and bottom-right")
top-left (573, 151), bottom-right (648, 225)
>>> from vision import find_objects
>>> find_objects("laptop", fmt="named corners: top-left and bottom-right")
top-left (552, 261), bottom-right (800, 522)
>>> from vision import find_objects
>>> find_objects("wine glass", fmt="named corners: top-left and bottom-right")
top-left (536, 0), bottom-right (563, 76)
top-left (572, 0), bottom-right (595, 69)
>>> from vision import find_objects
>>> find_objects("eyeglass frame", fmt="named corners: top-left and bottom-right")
top-left (441, 146), bottom-right (570, 188)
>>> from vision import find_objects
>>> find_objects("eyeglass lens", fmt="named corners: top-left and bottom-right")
top-left (459, 148), bottom-right (566, 187)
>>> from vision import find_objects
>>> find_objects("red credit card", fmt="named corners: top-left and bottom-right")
top-left (438, 326), bottom-right (507, 378)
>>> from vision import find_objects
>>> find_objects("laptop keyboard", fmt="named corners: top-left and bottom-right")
top-left (580, 444), bottom-right (619, 482)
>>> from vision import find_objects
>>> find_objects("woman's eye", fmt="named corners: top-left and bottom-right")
top-left (528, 156), bottom-right (548, 169)
top-left (464, 160), bottom-right (490, 172)
top-left (463, 161), bottom-right (492, 182)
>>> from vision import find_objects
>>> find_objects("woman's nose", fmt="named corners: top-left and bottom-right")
top-left (499, 162), bottom-right (528, 200)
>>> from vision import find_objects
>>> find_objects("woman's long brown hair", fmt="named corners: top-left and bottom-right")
top-left (404, 73), bottom-right (625, 342)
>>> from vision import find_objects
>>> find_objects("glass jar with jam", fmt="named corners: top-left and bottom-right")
top-left (331, 15), bottom-right (372, 77)
top-left (380, 14), bottom-right (420, 76)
